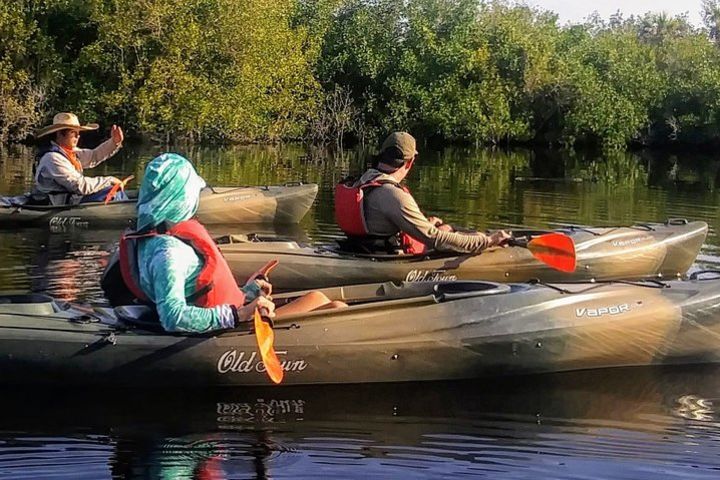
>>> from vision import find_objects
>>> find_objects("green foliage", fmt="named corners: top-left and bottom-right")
top-left (312, 0), bottom-right (720, 149)
top-left (2, 0), bottom-right (720, 148)
top-left (2, 0), bottom-right (319, 143)
top-left (0, 1), bottom-right (48, 143)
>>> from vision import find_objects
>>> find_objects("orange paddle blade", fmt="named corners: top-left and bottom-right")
top-left (104, 183), bottom-right (122, 205)
top-left (103, 175), bottom-right (135, 205)
top-left (526, 233), bottom-right (576, 273)
top-left (254, 308), bottom-right (284, 384)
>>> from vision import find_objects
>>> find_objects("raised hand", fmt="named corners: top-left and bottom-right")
top-left (111, 125), bottom-right (124, 145)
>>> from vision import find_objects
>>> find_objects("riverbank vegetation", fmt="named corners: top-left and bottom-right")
top-left (3, 0), bottom-right (720, 149)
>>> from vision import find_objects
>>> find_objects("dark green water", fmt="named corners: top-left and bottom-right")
top-left (0, 143), bottom-right (719, 479)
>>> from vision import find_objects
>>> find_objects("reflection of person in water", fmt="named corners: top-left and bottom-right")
top-left (110, 433), bottom-right (281, 479)
top-left (20, 228), bottom-right (108, 302)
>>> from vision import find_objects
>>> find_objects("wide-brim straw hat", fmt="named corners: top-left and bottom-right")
top-left (35, 112), bottom-right (99, 138)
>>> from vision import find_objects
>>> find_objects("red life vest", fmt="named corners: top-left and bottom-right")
top-left (118, 218), bottom-right (245, 307)
top-left (334, 178), bottom-right (427, 255)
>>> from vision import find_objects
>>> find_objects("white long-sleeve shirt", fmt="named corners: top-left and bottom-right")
top-left (33, 139), bottom-right (121, 204)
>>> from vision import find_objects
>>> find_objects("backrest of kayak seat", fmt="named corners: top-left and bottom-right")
top-left (114, 305), bottom-right (164, 332)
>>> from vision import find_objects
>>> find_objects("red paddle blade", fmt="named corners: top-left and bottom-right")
top-left (527, 233), bottom-right (576, 273)
top-left (254, 308), bottom-right (284, 384)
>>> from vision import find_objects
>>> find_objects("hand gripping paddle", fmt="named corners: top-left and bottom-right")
top-left (509, 233), bottom-right (576, 273)
top-left (250, 260), bottom-right (283, 384)
top-left (104, 175), bottom-right (135, 205)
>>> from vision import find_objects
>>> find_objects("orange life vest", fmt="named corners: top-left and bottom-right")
top-left (334, 178), bottom-right (427, 255)
top-left (118, 218), bottom-right (245, 307)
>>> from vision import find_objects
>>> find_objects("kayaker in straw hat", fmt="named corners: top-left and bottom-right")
top-left (33, 112), bottom-right (126, 205)
top-left (335, 131), bottom-right (512, 255)
top-left (103, 153), bottom-right (346, 333)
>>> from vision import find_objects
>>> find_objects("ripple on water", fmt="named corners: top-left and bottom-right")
top-left (0, 149), bottom-right (719, 478)
top-left (0, 437), bottom-right (113, 479)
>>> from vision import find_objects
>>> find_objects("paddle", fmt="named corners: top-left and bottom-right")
top-left (249, 259), bottom-right (283, 384)
top-left (253, 308), bottom-right (284, 384)
top-left (104, 175), bottom-right (135, 205)
top-left (509, 233), bottom-right (576, 273)
top-left (446, 224), bottom-right (576, 273)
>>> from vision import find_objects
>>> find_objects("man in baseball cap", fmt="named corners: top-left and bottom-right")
top-left (334, 131), bottom-right (511, 254)
top-left (32, 112), bottom-right (126, 205)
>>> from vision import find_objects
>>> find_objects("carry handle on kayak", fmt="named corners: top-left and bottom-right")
top-left (509, 233), bottom-right (576, 273)
top-left (689, 270), bottom-right (720, 281)
top-left (433, 282), bottom-right (511, 301)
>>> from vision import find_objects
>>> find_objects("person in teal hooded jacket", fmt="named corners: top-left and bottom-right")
top-left (131, 153), bottom-right (344, 333)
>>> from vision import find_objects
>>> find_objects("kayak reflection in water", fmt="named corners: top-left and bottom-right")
top-left (335, 131), bottom-right (511, 254)
top-left (104, 153), bottom-right (345, 333)
top-left (33, 112), bottom-right (128, 205)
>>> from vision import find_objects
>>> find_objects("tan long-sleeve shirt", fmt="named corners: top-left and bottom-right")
top-left (33, 139), bottom-right (121, 204)
top-left (357, 169), bottom-right (492, 253)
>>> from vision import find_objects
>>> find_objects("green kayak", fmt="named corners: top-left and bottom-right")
top-left (0, 183), bottom-right (318, 228)
top-left (217, 219), bottom-right (708, 290)
top-left (0, 273), bottom-right (719, 386)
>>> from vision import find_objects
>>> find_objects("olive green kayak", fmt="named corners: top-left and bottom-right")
top-left (218, 219), bottom-right (708, 290)
top-left (0, 183), bottom-right (318, 228)
top-left (1, 272), bottom-right (720, 386)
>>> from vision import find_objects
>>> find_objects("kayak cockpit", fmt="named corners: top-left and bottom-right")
top-left (273, 280), bottom-right (512, 313)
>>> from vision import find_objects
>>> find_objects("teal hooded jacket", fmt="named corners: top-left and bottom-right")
top-left (135, 153), bottom-right (260, 332)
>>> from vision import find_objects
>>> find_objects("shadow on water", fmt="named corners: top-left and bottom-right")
top-left (1, 366), bottom-right (720, 478)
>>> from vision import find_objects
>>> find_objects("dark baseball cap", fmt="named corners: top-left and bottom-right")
top-left (380, 132), bottom-right (418, 163)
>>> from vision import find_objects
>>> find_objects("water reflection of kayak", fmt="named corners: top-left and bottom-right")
top-left (2, 275), bottom-right (720, 386)
top-left (219, 220), bottom-right (708, 290)
top-left (0, 183), bottom-right (318, 227)
top-left (1, 365), bottom-right (720, 478)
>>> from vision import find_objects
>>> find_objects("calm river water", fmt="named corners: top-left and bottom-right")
top-left (0, 143), bottom-right (719, 478)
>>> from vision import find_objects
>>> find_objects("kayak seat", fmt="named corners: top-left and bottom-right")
top-left (114, 305), bottom-right (164, 332)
